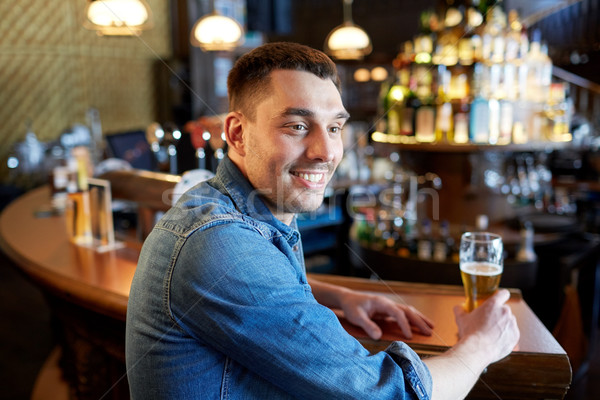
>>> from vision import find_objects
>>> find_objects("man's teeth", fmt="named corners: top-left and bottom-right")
top-left (292, 172), bottom-right (323, 183)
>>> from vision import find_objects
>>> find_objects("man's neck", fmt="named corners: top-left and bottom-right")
top-left (228, 153), bottom-right (295, 226)
top-left (270, 208), bottom-right (295, 226)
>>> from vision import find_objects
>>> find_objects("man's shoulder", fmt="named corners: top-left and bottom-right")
top-left (154, 181), bottom-right (274, 239)
top-left (155, 181), bottom-right (236, 230)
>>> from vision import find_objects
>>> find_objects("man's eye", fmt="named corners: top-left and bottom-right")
top-left (329, 126), bottom-right (341, 134)
top-left (290, 124), bottom-right (307, 131)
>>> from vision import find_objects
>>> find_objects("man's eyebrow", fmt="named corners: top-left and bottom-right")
top-left (337, 110), bottom-right (351, 120)
top-left (280, 107), bottom-right (314, 118)
top-left (280, 107), bottom-right (350, 120)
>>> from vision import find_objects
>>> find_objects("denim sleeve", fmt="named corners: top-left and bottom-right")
top-left (385, 342), bottom-right (432, 399)
top-left (169, 222), bottom-right (432, 399)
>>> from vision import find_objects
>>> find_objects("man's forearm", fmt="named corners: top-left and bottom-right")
top-left (307, 277), bottom-right (352, 309)
top-left (423, 341), bottom-right (490, 400)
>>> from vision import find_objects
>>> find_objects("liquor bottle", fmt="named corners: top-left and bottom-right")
top-left (497, 99), bottom-right (514, 144)
top-left (401, 76), bottom-right (419, 137)
top-left (488, 98), bottom-right (500, 144)
top-left (434, 66), bottom-right (453, 143)
top-left (516, 221), bottom-right (537, 262)
top-left (475, 214), bottom-right (489, 231)
top-left (546, 83), bottom-right (570, 141)
top-left (516, 31), bottom-right (529, 101)
top-left (386, 216), bottom-right (402, 251)
top-left (449, 64), bottom-right (470, 144)
top-left (487, 62), bottom-right (502, 144)
top-left (415, 69), bottom-right (436, 143)
top-left (433, 220), bottom-right (453, 262)
top-left (384, 69), bottom-right (409, 135)
top-left (456, 1), bottom-right (482, 66)
top-left (396, 231), bottom-right (411, 258)
top-left (539, 42), bottom-right (553, 102)
top-left (433, 1), bottom-right (461, 67)
top-left (398, 218), bottom-right (418, 258)
top-left (65, 154), bottom-right (93, 246)
top-left (375, 76), bottom-right (391, 134)
top-left (469, 63), bottom-right (490, 144)
top-left (498, 61), bottom-right (516, 145)
top-left (372, 221), bottom-right (388, 251)
top-left (525, 30), bottom-right (547, 104)
top-left (417, 218), bottom-right (433, 260)
top-left (453, 100), bottom-right (471, 144)
top-left (505, 10), bottom-right (522, 64)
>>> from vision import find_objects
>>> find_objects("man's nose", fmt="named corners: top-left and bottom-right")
top-left (305, 128), bottom-right (337, 162)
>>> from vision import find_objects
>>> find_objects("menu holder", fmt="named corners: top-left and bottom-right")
top-left (88, 178), bottom-right (124, 252)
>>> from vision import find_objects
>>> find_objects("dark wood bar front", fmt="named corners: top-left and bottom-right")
top-left (0, 186), bottom-right (572, 399)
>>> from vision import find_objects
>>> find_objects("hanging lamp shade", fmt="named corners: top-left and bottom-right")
top-left (325, 22), bottom-right (372, 60)
top-left (324, 0), bottom-right (372, 60)
top-left (190, 11), bottom-right (244, 51)
top-left (83, 0), bottom-right (153, 36)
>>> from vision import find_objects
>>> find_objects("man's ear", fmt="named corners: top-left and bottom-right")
top-left (224, 111), bottom-right (245, 157)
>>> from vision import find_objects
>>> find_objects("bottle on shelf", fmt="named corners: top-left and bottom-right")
top-left (475, 214), bottom-right (489, 232)
top-left (384, 68), bottom-right (410, 135)
top-left (516, 221), bottom-right (537, 262)
top-left (450, 64), bottom-right (471, 144)
top-left (498, 57), bottom-right (516, 144)
top-left (398, 217), bottom-right (418, 258)
top-left (417, 218), bottom-right (433, 260)
top-left (545, 82), bottom-right (571, 141)
top-left (415, 72), bottom-right (437, 143)
top-left (525, 29), bottom-right (548, 104)
top-left (469, 63), bottom-right (490, 144)
top-left (488, 61), bottom-right (502, 144)
top-left (433, 1), bottom-right (460, 67)
top-left (433, 220), bottom-right (452, 262)
top-left (388, 215), bottom-right (403, 251)
top-left (434, 65), bottom-right (453, 143)
top-left (401, 75), bottom-right (419, 137)
top-left (374, 0), bottom-right (563, 148)
top-left (453, 99), bottom-right (471, 144)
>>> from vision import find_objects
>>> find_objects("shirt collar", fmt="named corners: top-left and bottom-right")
top-left (215, 156), bottom-right (300, 245)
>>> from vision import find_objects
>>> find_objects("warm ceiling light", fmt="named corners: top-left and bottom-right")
top-left (84, 0), bottom-right (153, 36)
top-left (353, 68), bottom-right (371, 82)
top-left (370, 66), bottom-right (388, 81)
top-left (324, 0), bottom-right (372, 60)
top-left (190, 8), bottom-right (244, 51)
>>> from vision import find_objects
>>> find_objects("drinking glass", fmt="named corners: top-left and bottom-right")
top-left (459, 232), bottom-right (503, 312)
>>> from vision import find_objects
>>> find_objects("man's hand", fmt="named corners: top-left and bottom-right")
top-left (339, 290), bottom-right (434, 340)
top-left (423, 289), bottom-right (520, 400)
top-left (307, 278), bottom-right (433, 341)
top-left (453, 289), bottom-right (520, 365)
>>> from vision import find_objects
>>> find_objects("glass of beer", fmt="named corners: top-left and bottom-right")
top-left (459, 232), bottom-right (503, 312)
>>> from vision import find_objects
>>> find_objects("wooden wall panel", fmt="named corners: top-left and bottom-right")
top-left (0, 0), bottom-right (172, 183)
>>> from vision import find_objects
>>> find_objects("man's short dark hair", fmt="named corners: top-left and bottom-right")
top-left (227, 42), bottom-right (341, 120)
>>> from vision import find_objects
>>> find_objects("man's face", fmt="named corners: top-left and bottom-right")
top-left (235, 69), bottom-right (348, 224)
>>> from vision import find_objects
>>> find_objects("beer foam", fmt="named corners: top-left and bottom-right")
top-left (460, 261), bottom-right (502, 276)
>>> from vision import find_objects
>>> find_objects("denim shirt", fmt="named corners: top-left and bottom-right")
top-left (126, 156), bottom-right (432, 399)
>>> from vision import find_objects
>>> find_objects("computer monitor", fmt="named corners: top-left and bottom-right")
top-left (105, 130), bottom-right (156, 171)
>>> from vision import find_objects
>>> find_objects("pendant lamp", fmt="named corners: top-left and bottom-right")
top-left (324, 0), bottom-right (372, 60)
top-left (83, 0), bottom-right (153, 36)
top-left (190, 1), bottom-right (244, 51)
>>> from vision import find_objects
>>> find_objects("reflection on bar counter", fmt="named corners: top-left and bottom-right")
top-left (375, 1), bottom-right (573, 145)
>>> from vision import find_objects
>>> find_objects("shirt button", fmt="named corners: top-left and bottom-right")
top-left (292, 245), bottom-right (299, 252)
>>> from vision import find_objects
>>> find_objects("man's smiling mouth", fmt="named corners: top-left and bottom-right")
top-left (291, 171), bottom-right (324, 183)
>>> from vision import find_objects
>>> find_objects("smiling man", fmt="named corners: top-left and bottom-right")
top-left (126, 42), bottom-right (519, 400)
top-left (225, 67), bottom-right (347, 221)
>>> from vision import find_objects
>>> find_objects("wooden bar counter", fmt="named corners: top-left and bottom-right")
top-left (0, 185), bottom-right (572, 399)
